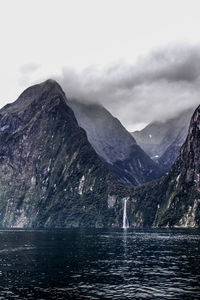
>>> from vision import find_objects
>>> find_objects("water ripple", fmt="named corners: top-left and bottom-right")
top-left (0, 228), bottom-right (199, 299)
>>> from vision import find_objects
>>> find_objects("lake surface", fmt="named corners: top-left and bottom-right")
top-left (0, 228), bottom-right (200, 299)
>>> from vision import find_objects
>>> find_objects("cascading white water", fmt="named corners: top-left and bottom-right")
top-left (123, 198), bottom-right (129, 229)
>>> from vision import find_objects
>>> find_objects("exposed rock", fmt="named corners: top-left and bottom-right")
top-left (107, 194), bottom-right (116, 208)
top-left (128, 105), bottom-right (200, 228)
top-left (0, 80), bottom-right (118, 228)
top-left (0, 79), bottom-right (199, 229)
top-left (132, 109), bottom-right (193, 169)
top-left (69, 100), bottom-right (164, 186)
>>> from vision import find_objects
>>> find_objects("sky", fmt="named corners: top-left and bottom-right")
top-left (1, 0), bottom-right (200, 130)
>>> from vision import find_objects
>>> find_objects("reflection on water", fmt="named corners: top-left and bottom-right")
top-left (0, 228), bottom-right (200, 299)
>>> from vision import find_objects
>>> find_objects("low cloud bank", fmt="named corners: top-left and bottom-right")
top-left (27, 44), bottom-right (200, 131)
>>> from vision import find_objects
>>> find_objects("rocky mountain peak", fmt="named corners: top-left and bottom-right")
top-left (0, 79), bottom-right (199, 229)
top-left (132, 108), bottom-right (193, 169)
top-left (173, 105), bottom-right (200, 184)
top-left (1, 79), bottom-right (66, 116)
top-left (0, 79), bottom-right (75, 135)
top-left (69, 100), bottom-right (164, 186)
top-left (0, 80), bottom-right (117, 228)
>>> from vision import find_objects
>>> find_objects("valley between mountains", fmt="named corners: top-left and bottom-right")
top-left (0, 80), bottom-right (199, 228)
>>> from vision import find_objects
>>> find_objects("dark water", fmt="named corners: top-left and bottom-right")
top-left (0, 228), bottom-right (200, 299)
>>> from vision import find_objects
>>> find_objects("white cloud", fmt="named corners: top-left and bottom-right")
top-left (1, 0), bottom-right (200, 130)
top-left (56, 44), bottom-right (200, 130)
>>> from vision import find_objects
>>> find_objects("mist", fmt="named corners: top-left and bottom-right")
top-left (54, 44), bottom-right (200, 131)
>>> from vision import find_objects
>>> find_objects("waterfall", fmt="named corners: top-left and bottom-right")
top-left (123, 198), bottom-right (129, 229)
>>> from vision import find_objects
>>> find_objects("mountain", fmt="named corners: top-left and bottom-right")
top-left (131, 109), bottom-right (193, 169)
top-left (125, 105), bottom-right (200, 227)
top-left (0, 80), bottom-right (120, 228)
top-left (158, 126), bottom-right (187, 169)
top-left (155, 105), bottom-right (200, 227)
top-left (0, 79), bottom-right (199, 229)
top-left (69, 100), bottom-right (164, 186)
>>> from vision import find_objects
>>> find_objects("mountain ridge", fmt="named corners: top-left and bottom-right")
top-left (0, 79), bottom-right (199, 228)
top-left (125, 105), bottom-right (200, 227)
top-left (69, 100), bottom-right (164, 186)
top-left (0, 80), bottom-right (119, 228)
top-left (131, 109), bottom-right (193, 169)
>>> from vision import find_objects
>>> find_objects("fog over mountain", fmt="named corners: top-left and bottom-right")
top-left (54, 44), bottom-right (200, 131)
top-left (69, 100), bottom-right (164, 186)
top-left (1, 79), bottom-right (200, 228)
top-left (132, 108), bottom-right (193, 170)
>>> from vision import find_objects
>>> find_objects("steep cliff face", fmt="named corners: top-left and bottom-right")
top-left (132, 109), bottom-right (193, 169)
top-left (127, 105), bottom-right (200, 228)
top-left (69, 100), bottom-right (163, 186)
top-left (155, 106), bottom-right (200, 227)
top-left (0, 80), bottom-right (119, 228)
top-left (0, 79), bottom-right (199, 229)
top-left (158, 127), bottom-right (187, 169)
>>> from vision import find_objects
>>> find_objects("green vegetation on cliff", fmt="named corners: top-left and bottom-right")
top-left (0, 79), bottom-right (199, 228)
top-left (0, 80), bottom-right (119, 228)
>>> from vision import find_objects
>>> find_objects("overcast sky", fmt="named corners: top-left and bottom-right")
top-left (1, 0), bottom-right (200, 130)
